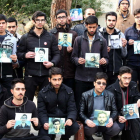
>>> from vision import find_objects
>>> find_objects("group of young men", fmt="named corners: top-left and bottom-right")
top-left (0, 0), bottom-right (140, 140)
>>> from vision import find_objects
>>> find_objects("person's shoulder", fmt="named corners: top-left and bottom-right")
top-left (125, 26), bottom-right (134, 34)
top-left (61, 83), bottom-right (74, 95)
top-left (82, 89), bottom-right (93, 98)
top-left (72, 23), bottom-right (84, 29)
top-left (104, 89), bottom-right (115, 97)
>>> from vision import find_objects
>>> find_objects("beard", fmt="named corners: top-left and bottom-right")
top-left (87, 31), bottom-right (95, 36)
top-left (107, 25), bottom-right (115, 30)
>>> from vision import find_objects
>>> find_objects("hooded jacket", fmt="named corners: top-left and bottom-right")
top-left (99, 27), bottom-right (127, 74)
top-left (0, 96), bottom-right (40, 138)
top-left (17, 21), bottom-right (60, 76)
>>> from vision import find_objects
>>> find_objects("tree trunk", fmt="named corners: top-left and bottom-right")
top-left (50, 0), bottom-right (72, 29)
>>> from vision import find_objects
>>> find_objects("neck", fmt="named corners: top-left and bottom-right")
top-left (0, 31), bottom-right (6, 36)
top-left (87, 33), bottom-right (94, 40)
top-left (55, 89), bottom-right (59, 94)
top-left (12, 98), bottom-right (23, 105)
top-left (136, 24), bottom-right (140, 30)
top-left (55, 128), bottom-right (60, 133)
top-left (106, 27), bottom-right (115, 35)
top-left (94, 89), bottom-right (102, 96)
top-left (119, 81), bottom-right (125, 88)
top-left (121, 10), bottom-right (128, 17)
top-left (34, 27), bottom-right (43, 36)
top-left (58, 24), bottom-right (66, 29)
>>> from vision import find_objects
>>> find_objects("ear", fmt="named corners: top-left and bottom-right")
top-left (93, 81), bottom-right (96, 87)
top-left (48, 77), bottom-right (51, 82)
top-left (118, 75), bottom-right (120, 80)
top-left (32, 20), bottom-right (35, 24)
top-left (11, 89), bottom-right (13, 95)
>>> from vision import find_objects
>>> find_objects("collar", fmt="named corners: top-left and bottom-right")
top-left (119, 10), bottom-right (130, 19)
top-left (93, 91), bottom-right (104, 97)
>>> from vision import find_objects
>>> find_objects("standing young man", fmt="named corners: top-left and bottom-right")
top-left (17, 11), bottom-right (60, 101)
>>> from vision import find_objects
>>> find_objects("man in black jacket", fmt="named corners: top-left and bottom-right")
top-left (38, 67), bottom-right (79, 140)
top-left (17, 11), bottom-right (60, 101)
top-left (79, 72), bottom-right (120, 140)
top-left (0, 78), bottom-right (50, 140)
top-left (107, 66), bottom-right (140, 140)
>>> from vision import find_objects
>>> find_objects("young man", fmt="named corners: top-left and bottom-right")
top-left (38, 67), bottom-right (79, 140)
top-left (125, 8), bottom-right (140, 91)
top-left (0, 78), bottom-right (50, 140)
top-left (17, 11), bottom-right (60, 101)
top-left (0, 14), bottom-right (17, 97)
top-left (71, 15), bottom-right (109, 109)
top-left (7, 17), bottom-right (24, 79)
top-left (116, 0), bottom-right (135, 33)
top-left (107, 66), bottom-right (140, 140)
top-left (79, 72), bottom-right (120, 140)
top-left (99, 12), bottom-right (127, 85)
top-left (50, 9), bottom-right (77, 90)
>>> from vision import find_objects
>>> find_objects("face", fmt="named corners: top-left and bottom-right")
top-left (74, 11), bottom-right (79, 18)
top-left (94, 79), bottom-right (107, 94)
top-left (34, 16), bottom-right (46, 29)
top-left (86, 23), bottom-right (98, 36)
top-left (63, 35), bottom-right (67, 41)
top-left (7, 22), bottom-right (17, 35)
top-left (110, 35), bottom-right (120, 48)
top-left (54, 121), bottom-right (60, 130)
top-left (48, 75), bottom-right (63, 90)
top-left (119, 0), bottom-right (129, 12)
top-left (129, 109), bottom-right (134, 116)
top-left (106, 16), bottom-right (117, 29)
top-left (56, 13), bottom-right (67, 26)
top-left (0, 20), bottom-right (7, 34)
top-left (118, 73), bottom-right (131, 88)
top-left (20, 115), bottom-right (27, 123)
top-left (135, 13), bottom-right (140, 25)
top-left (97, 113), bottom-right (107, 125)
top-left (11, 83), bottom-right (26, 101)
top-left (39, 50), bottom-right (45, 58)
top-left (91, 57), bottom-right (95, 61)
top-left (84, 9), bottom-right (95, 19)
top-left (1, 51), bottom-right (7, 57)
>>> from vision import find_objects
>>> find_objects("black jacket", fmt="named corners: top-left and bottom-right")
top-left (0, 96), bottom-right (40, 137)
top-left (17, 28), bottom-right (60, 76)
top-left (71, 30), bottom-right (109, 82)
top-left (38, 83), bottom-right (77, 125)
top-left (79, 89), bottom-right (118, 123)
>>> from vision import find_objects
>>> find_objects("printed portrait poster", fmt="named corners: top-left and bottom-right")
top-left (108, 35), bottom-right (122, 49)
top-left (58, 32), bottom-right (72, 47)
top-left (93, 110), bottom-right (110, 126)
top-left (134, 41), bottom-right (140, 54)
top-left (0, 48), bottom-right (12, 63)
top-left (14, 113), bottom-right (32, 129)
top-left (123, 103), bottom-right (139, 120)
top-left (48, 117), bottom-right (65, 135)
top-left (85, 53), bottom-right (100, 68)
top-left (35, 48), bottom-right (48, 62)
top-left (70, 8), bottom-right (83, 21)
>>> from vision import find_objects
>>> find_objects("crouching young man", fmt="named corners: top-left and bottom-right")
top-left (79, 72), bottom-right (120, 140)
top-left (0, 78), bottom-right (50, 140)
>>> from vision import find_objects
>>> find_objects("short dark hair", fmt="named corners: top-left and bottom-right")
top-left (21, 114), bottom-right (27, 119)
top-left (94, 72), bottom-right (108, 82)
top-left (39, 48), bottom-right (45, 54)
top-left (32, 11), bottom-right (46, 21)
top-left (134, 8), bottom-right (140, 16)
top-left (84, 8), bottom-right (95, 15)
top-left (53, 119), bottom-right (60, 124)
top-left (85, 15), bottom-right (98, 25)
top-left (11, 78), bottom-right (25, 89)
top-left (49, 67), bottom-right (62, 78)
top-left (105, 12), bottom-right (117, 20)
top-left (0, 14), bottom-right (7, 22)
top-left (7, 17), bottom-right (17, 25)
top-left (119, 66), bottom-right (133, 76)
top-left (56, 9), bottom-right (67, 18)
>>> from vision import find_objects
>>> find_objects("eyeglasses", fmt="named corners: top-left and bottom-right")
top-left (135, 16), bottom-right (140, 20)
top-left (8, 26), bottom-right (16, 28)
top-left (120, 3), bottom-right (129, 5)
top-left (96, 81), bottom-right (106, 86)
top-left (57, 16), bottom-right (67, 19)
top-left (35, 19), bottom-right (45, 23)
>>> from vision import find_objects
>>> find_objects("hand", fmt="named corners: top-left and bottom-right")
top-left (137, 99), bottom-right (140, 107)
top-left (30, 118), bottom-right (39, 127)
top-left (10, 54), bottom-right (17, 62)
top-left (25, 52), bottom-right (35, 59)
top-left (58, 45), bottom-right (62, 50)
top-left (99, 58), bottom-right (107, 65)
top-left (121, 38), bottom-right (127, 47)
top-left (106, 118), bottom-right (113, 128)
top-left (6, 120), bottom-right (16, 129)
top-left (67, 46), bottom-right (73, 53)
top-left (44, 123), bottom-right (49, 130)
top-left (118, 116), bottom-right (127, 123)
top-left (107, 47), bottom-right (111, 52)
top-left (86, 119), bottom-right (96, 128)
top-left (43, 61), bottom-right (53, 68)
top-left (128, 39), bottom-right (134, 45)
top-left (12, 63), bottom-right (19, 69)
top-left (78, 57), bottom-right (86, 64)
top-left (64, 119), bottom-right (73, 126)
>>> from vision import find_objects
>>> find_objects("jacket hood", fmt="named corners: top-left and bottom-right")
top-left (99, 27), bottom-right (121, 34)
top-left (4, 96), bottom-right (28, 108)
top-left (24, 20), bottom-right (49, 33)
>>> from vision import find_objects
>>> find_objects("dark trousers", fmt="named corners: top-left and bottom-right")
top-left (63, 78), bottom-right (75, 91)
top-left (84, 122), bottom-right (120, 140)
top-left (106, 72), bottom-right (118, 86)
top-left (75, 80), bottom-right (94, 110)
top-left (39, 121), bottom-right (79, 139)
top-left (24, 76), bottom-right (49, 101)
top-left (13, 67), bottom-right (23, 78)
top-left (127, 65), bottom-right (140, 90)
